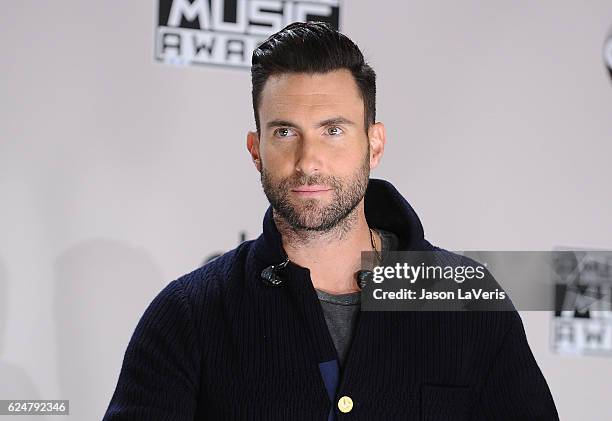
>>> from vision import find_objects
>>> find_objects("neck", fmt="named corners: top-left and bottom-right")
top-left (273, 201), bottom-right (379, 294)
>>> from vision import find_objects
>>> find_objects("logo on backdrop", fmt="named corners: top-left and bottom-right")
top-left (551, 249), bottom-right (612, 357)
top-left (204, 231), bottom-right (248, 264)
top-left (156, 0), bottom-right (341, 68)
top-left (605, 31), bottom-right (612, 82)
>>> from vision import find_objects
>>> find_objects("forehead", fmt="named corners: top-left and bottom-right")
top-left (258, 69), bottom-right (364, 124)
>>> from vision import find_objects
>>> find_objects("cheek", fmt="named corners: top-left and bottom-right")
top-left (262, 149), bottom-right (294, 177)
top-left (336, 144), bottom-right (369, 171)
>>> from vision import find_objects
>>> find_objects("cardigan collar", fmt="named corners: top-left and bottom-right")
top-left (252, 178), bottom-right (427, 266)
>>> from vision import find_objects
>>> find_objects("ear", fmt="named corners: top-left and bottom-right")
top-left (246, 130), bottom-right (262, 172)
top-left (367, 122), bottom-right (386, 170)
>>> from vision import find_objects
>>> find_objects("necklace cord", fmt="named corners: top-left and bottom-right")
top-left (369, 228), bottom-right (382, 265)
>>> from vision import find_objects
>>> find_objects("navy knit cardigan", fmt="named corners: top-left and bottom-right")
top-left (103, 179), bottom-right (559, 420)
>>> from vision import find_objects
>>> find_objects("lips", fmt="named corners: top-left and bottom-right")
top-left (290, 185), bottom-right (333, 197)
top-left (291, 185), bottom-right (331, 193)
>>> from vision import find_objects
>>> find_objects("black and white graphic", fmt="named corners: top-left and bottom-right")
top-left (552, 249), bottom-right (612, 356)
top-left (605, 30), bottom-right (612, 82)
top-left (156, 0), bottom-right (341, 68)
top-left (203, 230), bottom-right (247, 264)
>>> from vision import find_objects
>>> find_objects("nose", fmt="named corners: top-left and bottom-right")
top-left (295, 136), bottom-right (324, 175)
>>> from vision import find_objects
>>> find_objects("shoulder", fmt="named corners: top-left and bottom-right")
top-left (172, 239), bottom-right (257, 300)
top-left (420, 241), bottom-right (519, 332)
top-left (139, 240), bottom-right (258, 334)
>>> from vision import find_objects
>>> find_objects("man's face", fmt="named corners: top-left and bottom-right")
top-left (254, 69), bottom-right (372, 232)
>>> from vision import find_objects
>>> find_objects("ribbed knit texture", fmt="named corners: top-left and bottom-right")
top-left (103, 179), bottom-right (559, 420)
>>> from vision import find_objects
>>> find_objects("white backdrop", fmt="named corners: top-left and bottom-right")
top-left (1, 1), bottom-right (611, 419)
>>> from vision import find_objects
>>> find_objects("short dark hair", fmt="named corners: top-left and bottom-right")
top-left (251, 21), bottom-right (376, 135)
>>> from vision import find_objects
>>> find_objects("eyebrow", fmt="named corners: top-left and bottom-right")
top-left (265, 117), bottom-right (356, 130)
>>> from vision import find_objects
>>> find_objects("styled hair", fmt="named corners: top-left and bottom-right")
top-left (251, 21), bottom-right (376, 134)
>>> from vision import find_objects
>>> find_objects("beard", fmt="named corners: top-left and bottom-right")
top-left (260, 146), bottom-right (370, 232)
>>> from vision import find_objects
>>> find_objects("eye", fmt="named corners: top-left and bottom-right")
top-left (326, 126), bottom-right (344, 136)
top-left (273, 127), bottom-right (296, 138)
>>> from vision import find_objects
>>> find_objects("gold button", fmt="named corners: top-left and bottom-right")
top-left (337, 395), bottom-right (353, 413)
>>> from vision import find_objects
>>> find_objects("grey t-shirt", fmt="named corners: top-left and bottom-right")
top-left (314, 228), bottom-right (399, 368)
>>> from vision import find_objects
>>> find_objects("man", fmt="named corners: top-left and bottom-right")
top-left (103, 22), bottom-right (559, 420)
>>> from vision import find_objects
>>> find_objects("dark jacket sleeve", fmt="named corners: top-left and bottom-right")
top-left (102, 279), bottom-right (201, 421)
top-left (470, 311), bottom-right (560, 420)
